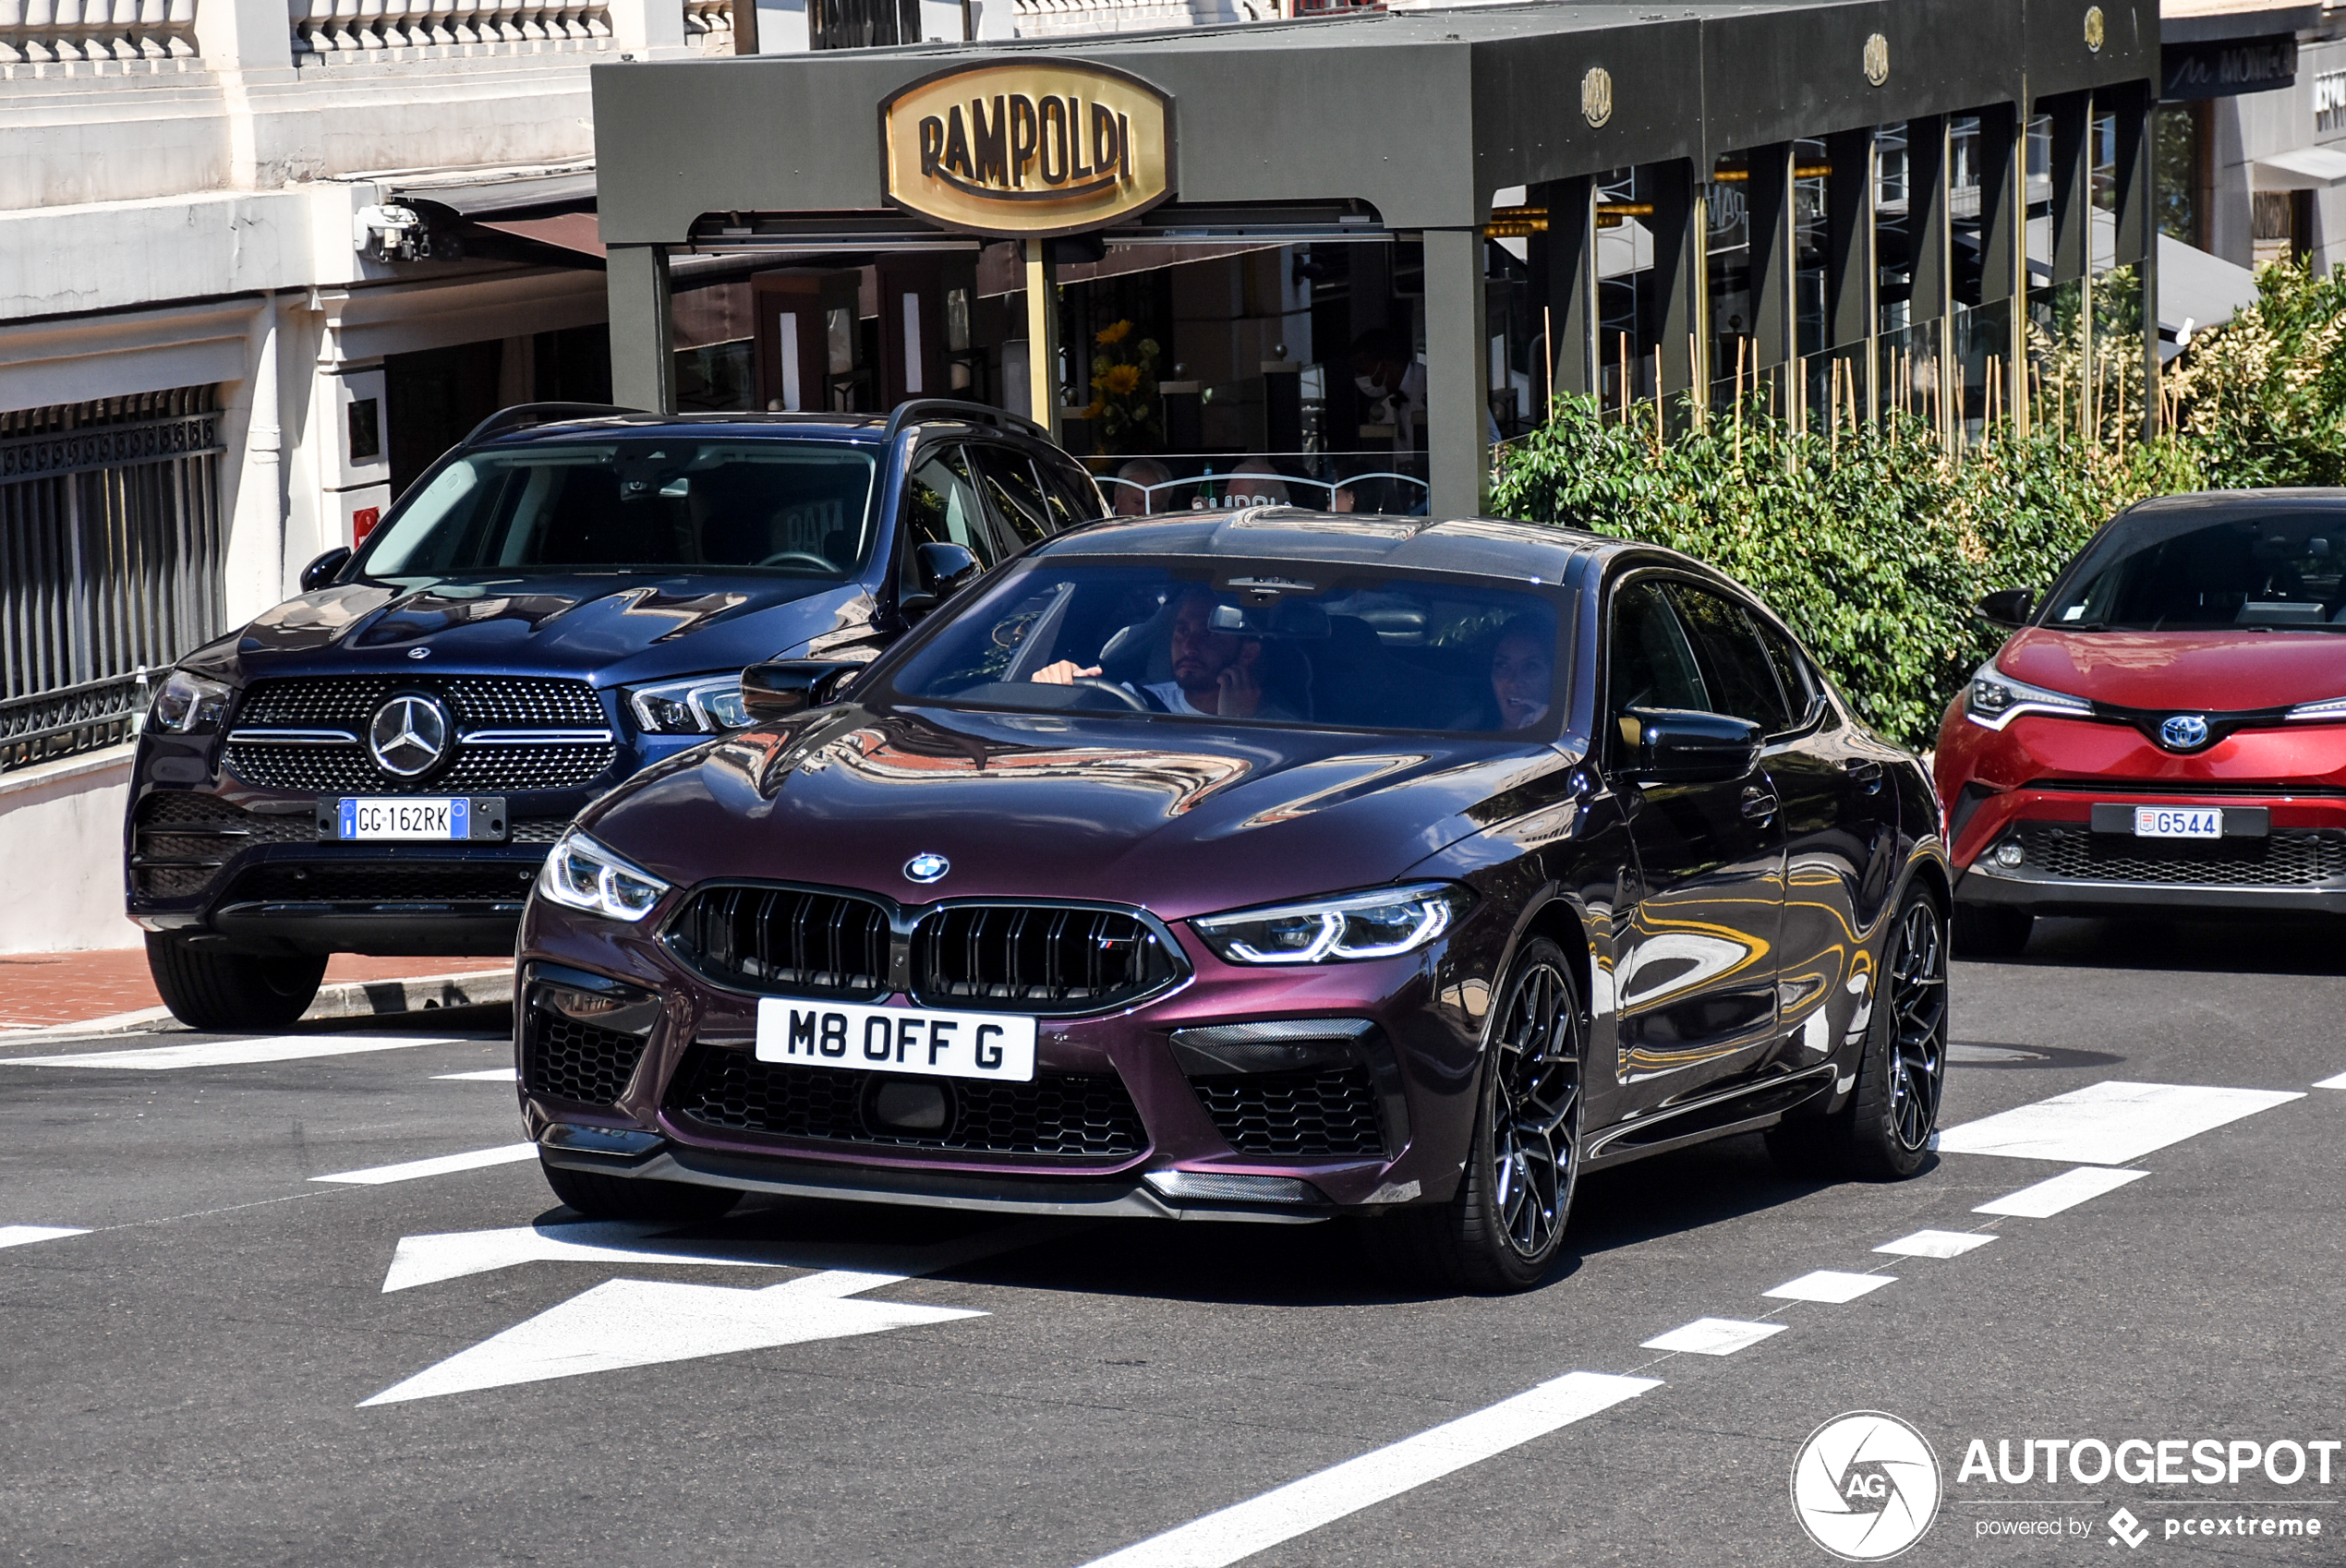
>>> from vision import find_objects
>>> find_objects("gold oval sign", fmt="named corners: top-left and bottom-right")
top-left (880, 61), bottom-right (1174, 238)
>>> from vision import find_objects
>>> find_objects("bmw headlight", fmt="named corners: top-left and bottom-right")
top-left (628, 673), bottom-right (752, 736)
top-left (1963, 658), bottom-right (2091, 731)
top-left (1191, 883), bottom-right (1473, 966)
top-left (536, 829), bottom-right (671, 922)
top-left (145, 669), bottom-right (233, 735)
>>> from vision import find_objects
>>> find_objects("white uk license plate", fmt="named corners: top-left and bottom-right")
top-left (755, 997), bottom-right (1039, 1083)
top-left (2134, 806), bottom-right (2222, 838)
top-left (337, 797), bottom-right (467, 840)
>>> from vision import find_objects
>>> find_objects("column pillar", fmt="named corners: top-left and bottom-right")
top-left (1905, 115), bottom-right (1951, 439)
top-left (607, 245), bottom-right (675, 414)
top-left (1423, 225), bottom-right (1491, 518)
top-left (1975, 102), bottom-right (2027, 434)
top-left (2107, 81), bottom-right (2159, 438)
top-left (1824, 127), bottom-right (1876, 415)
top-left (1534, 176), bottom-right (1597, 400)
top-left (1647, 161), bottom-right (1701, 400)
top-left (1023, 239), bottom-right (1060, 440)
top-left (1747, 142), bottom-right (1797, 371)
top-left (2049, 91), bottom-right (2094, 438)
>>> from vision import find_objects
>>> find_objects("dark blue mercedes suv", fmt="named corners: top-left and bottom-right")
top-left (126, 400), bottom-right (1104, 1029)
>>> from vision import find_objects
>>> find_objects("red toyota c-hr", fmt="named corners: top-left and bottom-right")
top-left (1937, 489), bottom-right (2346, 954)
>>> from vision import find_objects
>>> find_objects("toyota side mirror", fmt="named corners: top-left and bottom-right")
top-left (300, 547), bottom-right (352, 593)
top-left (1976, 588), bottom-right (2035, 628)
top-left (901, 541), bottom-right (982, 621)
top-left (740, 660), bottom-right (862, 723)
top-left (1619, 706), bottom-right (1762, 785)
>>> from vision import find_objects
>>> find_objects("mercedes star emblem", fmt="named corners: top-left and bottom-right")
top-left (903, 852), bottom-right (950, 884)
top-left (368, 694), bottom-right (453, 778)
top-left (2159, 714), bottom-right (2211, 751)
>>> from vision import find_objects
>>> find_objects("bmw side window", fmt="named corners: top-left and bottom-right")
top-left (1605, 579), bottom-right (1710, 752)
top-left (1036, 452), bottom-right (1107, 525)
top-left (1752, 619), bottom-right (1823, 730)
top-left (968, 445), bottom-right (1057, 549)
top-left (899, 444), bottom-right (1001, 594)
top-left (1669, 584), bottom-right (1796, 735)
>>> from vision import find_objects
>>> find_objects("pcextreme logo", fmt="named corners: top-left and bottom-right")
top-left (1792, 1411), bottom-right (1943, 1561)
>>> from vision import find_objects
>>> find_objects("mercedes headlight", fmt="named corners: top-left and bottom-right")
top-left (536, 829), bottom-right (671, 922)
top-left (146, 669), bottom-right (233, 735)
top-left (1963, 658), bottom-right (2091, 731)
top-left (629, 673), bottom-right (752, 736)
top-left (1191, 883), bottom-right (1472, 966)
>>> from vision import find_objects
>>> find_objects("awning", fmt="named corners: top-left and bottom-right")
top-left (381, 165), bottom-right (602, 267)
top-left (385, 169), bottom-right (598, 218)
top-left (474, 212), bottom-right (606, 259)
top-left (2159, 235), bottom-right (2260, 357)
top-left (2254, 147), bottom-right (2346, 190)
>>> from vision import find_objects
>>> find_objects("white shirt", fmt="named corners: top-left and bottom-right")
top-left (1142, 681), bottom-right (1210, 716)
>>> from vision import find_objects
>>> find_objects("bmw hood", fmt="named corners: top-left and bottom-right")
top-left (1997, 626), bottom-right (2346, 712)
top-left (200, 573), bottom-right (877, 686)
top-left (580, 704), bottom-right (1573, 922)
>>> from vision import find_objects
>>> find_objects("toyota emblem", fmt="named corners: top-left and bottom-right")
top-left (368, 694), bottom-right (453, 778)
top-left (903, 852), bottom-right (950, 884)
top-left (2159, 714), bottom-right (2210, 751)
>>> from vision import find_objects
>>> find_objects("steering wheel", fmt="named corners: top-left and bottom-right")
top-left (756, 549), bottom-right (835, 571)
top-left (1068, 677), bottom-right (1150, 712)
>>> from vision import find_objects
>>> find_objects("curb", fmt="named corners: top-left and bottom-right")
top-left (0, 967), bottom-right (514, 1049)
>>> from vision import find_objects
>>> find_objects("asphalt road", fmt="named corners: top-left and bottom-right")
top-left (3, 916), bottom-right (2341, 1568)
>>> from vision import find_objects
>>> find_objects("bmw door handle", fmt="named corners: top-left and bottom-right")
top-left (1844, 758), bottom-right (1885, 793)
top-left (1740, 786), bottom-right (1780, 823)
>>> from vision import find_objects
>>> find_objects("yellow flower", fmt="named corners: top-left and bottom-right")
top-left (1083, 399), bottom-right (1106, 421)
top-left (1102, 363), bottom-right (1142, 395)
top-left (1095, 320), bottom-right (1133, 346)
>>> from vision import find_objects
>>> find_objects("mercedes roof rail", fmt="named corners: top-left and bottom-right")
top-left (881, 399), bottom-right (1048, 445)
top-left (462, 402), bottom-right (647, 446)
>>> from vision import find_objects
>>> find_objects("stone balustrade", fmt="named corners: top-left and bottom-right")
top-left (681, 0), bottom-right (726, 53)
top-left (288, 0), bottom-right (616, 60)
top-left (0, 0), bottom-right (200, 70)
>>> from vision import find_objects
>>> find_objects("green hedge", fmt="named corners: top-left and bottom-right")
top-left (1487, 261), bottom-right (2344, 751)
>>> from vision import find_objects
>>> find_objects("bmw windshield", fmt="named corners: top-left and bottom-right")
top-left (355, 439), bottom-right (878, 581)
top-left (2046, 509), bottom-right (2346, 631)
top-left (883, 560), bottom-right (1565, 734)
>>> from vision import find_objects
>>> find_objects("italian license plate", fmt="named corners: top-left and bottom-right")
top-left (336, 797), bottom-right (468, 840)
top-left (2134, 806), bottom-right (2222, 838)
top-left (755, 997), bottom-right (1038, 1083)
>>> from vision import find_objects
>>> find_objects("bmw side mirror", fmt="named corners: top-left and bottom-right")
top-left (1620, 707), bottom-right (1762, 785)
top-left (901, 541), bottom-right (983, 621)
top-left (740, 660), bottom-right (862, 723)
top-left (300, 547), bottom-right (352, 593)
top-left (1976, 588), bottom-right (2035, 628)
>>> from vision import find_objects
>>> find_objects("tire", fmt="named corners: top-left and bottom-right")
top-left (1372, 937), bottom-right (1584, 1294)
top-left (145, 933), bottom-right (327, 1031)
top-left (539, 1155), bottom-right (741, 1223)
top-left (1768, 889), bottom-right (1949, 1181)
top-left (1951, 901), bottom-right (2033, 958)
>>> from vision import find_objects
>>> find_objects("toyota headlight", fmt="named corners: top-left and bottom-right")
top-left (1191, 883), bottom-right (1472, 965)
top-left (1963, 658), bottom-right (2091, 731)
top-left (629, 674), bottom-right (752, 736)
top-left (536, 829), bottom-right (671, 922)
top-left (146, 669), bottom-right (233, 734)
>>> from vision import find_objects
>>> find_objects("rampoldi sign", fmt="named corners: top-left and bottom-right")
top-left (880, 61), bottom-right (1174, 237)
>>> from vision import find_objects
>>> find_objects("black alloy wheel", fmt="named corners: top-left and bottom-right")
top-left (1768, 887), bottom-right (1948, 1180)
top-left (1370, 936), bottom-right (1584, 1294)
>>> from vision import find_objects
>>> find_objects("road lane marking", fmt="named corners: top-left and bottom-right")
top-left (1763, 1270), bottom-right (1895, 1303)
top-left (381, 1222), bottom-right (792, 1292)
top-left (1875, 1229), bottom-right (1997, 1259)
top-left (0, 1225), bottom-right (90, 1249)
top-left (2316, 1071), bottom-right (2346, 1090)
top-left (310, 1142), bottom-right (538, 1186)
top-left (362, 1222), bottom-right (1065, 1405)
top-left (1639, 1318), bottom-right (1786, 1356)
top-left (1075, 1371), bottom-right (1660, 1568)
top-left (1935, 1080), bottom-right (2304, 1164)
top-left (3, 1034), bottom-right (461, 1070)
top-left (433, 1067), bottom-right (518, 1082)
top-left (1973, 1165), bottom-right (2148, 1217)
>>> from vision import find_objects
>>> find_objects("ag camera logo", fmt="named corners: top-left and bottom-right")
top-left (1792, 1411), bottom-right (1942, 1560)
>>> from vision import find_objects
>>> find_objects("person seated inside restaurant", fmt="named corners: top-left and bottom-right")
top-left (1028, 585), bottom-right (1300, 720)
top-left (1227, 457), bottom-right (1291, 507)
top-left (1112, 456), bottom-right (1173, 516)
